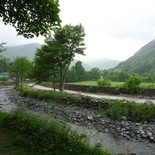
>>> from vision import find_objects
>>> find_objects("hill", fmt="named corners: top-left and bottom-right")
top-left (2, 43), bottom-right (41, 61)
top-left (71, 58), bottom-right (121, 70)
top-left (114, 39), bottom-right (155, 74)
top-left (2, 43), bottom-right (121, 70)
top-left (84, 58), bottom-right (121, 70)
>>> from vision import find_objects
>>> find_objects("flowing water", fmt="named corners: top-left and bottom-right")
top-left (0, 86), bottom-right (16, 112)
top-left (71, 124), bottom-right (155, 155)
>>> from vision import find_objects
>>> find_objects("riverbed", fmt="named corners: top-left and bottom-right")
top-left (1, 86), bottom-right (155, 155)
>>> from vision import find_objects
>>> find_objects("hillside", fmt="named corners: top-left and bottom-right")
top-left (2, 43), bottom-right (41, 61)
top-left (114, 39), bottom-right (155, 74)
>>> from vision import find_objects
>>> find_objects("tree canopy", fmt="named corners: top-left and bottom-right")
top-left (10, 56), bottom-right (32, 85)
top-left (0, 0), bottom-right (61, 38)
top-left (33, 24), bottom-right (86, 91)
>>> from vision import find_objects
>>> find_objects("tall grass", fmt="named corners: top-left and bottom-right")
top-left (100, 99), bottom-right (155, 122)
top-left (3, 108), bottom-right (111, 155)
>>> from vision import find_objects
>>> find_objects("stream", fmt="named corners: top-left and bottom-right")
top-left (0, 86), bottom-right (155, 155)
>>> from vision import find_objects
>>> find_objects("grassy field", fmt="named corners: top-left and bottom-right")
top-left (68, 81), bottom-right (155, 88)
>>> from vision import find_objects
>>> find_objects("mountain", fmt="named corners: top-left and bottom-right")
top-left (84, 58), bottom-right (121, 70)
top-left (114, 39), bottom-right (155, 74)
top-left (70, 59), bottom-right (92, 71)
top-left (71, 58), bottom-right (121, 71)
top-left (2, 43), bottom-right (121, 70)
top-left (2, 43), bottom-right (41, 61)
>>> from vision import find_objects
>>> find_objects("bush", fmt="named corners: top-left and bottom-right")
top-left (97, 80), bottom-right (111, 87)
top-left (0, 76), bottom-right (7, 81)
top-left (117, 74), bottom-right (142, 94)
top-left (4, 108), bottom-right (111, 155)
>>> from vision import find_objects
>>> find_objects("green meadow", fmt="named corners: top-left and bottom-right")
top-left (69, 81), bottom-right (155, 88)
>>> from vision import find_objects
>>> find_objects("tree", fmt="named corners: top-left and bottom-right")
top-left (0, 0), bottom-right (61, 38)
top-left (119, 74), bottom-right (142, 94)
top-left (10, 57), bottom-right (32, 91)
top-left (50, 24), bottom-right (86, 91)
top-left (88, 67), bottom-right (101, 81)
top-left (0, 42), bottom-right (6, 53)
top-left (33, 24), bottom-right (86, 92)
top-left (66, 61), bottom-right (86, 82)
top-left (0, 57), bottom-right (10, 73)
top-left (32, 42), bottom-right (60, 90)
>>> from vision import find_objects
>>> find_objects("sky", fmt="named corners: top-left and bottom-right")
top-left (1, 0), bottom-right (155, 61)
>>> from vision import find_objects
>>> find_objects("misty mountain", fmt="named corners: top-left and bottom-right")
top-left (2, 43), bottom-right (121, 70)
top-left (71, 58), bottom-right (121, 70)
top-left (84, 58), bottom-right (121, 70)
top-left (114, 39), bottom-right (155, 74)
top-left (2, 43), bottom-right (41, 61)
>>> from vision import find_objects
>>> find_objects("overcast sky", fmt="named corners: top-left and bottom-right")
top-left (1, 0), bottom-right (155, 60)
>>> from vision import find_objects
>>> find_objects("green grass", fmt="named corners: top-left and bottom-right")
top-left (68, 81), bottom-right (155, 88)
top-left (99, 99), bottom-right (155, 121)
top-left (0, 108), bottom-right (111, 155)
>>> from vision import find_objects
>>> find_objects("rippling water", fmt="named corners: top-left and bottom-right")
top-left (71, 124), bottom-right (155, 155)
top-left (0, 86), bottom-right (16, 112)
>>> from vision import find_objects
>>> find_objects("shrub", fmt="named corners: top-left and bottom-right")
top-left (4, 108), bottom-right (111, 155)
top-left (97, 80), bottom-right (111, 87)
top-left (117, 74), bottom-right (142, 95)
top-left (0, 76), bottom-right (7, 81)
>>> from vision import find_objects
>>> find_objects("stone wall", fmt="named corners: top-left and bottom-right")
top-left (44, 82), bottom-right (155, 97)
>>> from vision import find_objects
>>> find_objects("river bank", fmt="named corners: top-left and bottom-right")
top-left (1, 86), bottom-right (155, 155)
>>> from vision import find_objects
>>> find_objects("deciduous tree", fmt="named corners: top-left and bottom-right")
top-left (10, 57), bottom-right (32, 91)
top-left (53, 24), bottom-right (86, 91)
top-left (0, 0), bottom-right (61, 38)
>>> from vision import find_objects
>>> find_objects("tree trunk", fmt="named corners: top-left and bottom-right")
top-left (20, 73), bottom-right (23, 93)
top-left (59, 67), bottom-right (64, 92)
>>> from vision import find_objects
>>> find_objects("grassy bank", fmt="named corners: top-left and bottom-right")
top-left (0, 108), bottom-right (111, 155)
top-left (20, 86), bottom-right (155, 122)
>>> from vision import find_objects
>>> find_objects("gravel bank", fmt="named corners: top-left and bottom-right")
top-left (2, 86), bottom-right (155, 155)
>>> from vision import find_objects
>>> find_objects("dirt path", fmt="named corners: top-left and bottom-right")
top-left (29, 83), bottom-right (155, 104)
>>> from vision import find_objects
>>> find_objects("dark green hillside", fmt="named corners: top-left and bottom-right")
top-left (3, 43), bottom-right (41, 61)
top-left (114, 39), bottom-right (155, 74)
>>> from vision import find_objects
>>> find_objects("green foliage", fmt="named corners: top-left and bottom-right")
top-left (10, 56), bottom-right (32, 85)
top-left (0, 0), bottom-right (61, 38)
top-left (0, 42), bottom-right (6, 53)
top-left (117, 74), bottom-right (142, 94)
top-left (33, 24), bottom-right (86, 92)
top-left (114, 39), bottom-right (155, 77)
top-left (66, 61), bottom-right (86, 82)
top-left (20, 86), bottom-right (78, 102)
top-left (3, 108), bottom-right (111, 155)
top-left (99, 99), bottom-right (155, 122)
top-left (0, 76), bottom-right (7, 81)
top-left (97, 80), bottom-right (111, 87)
